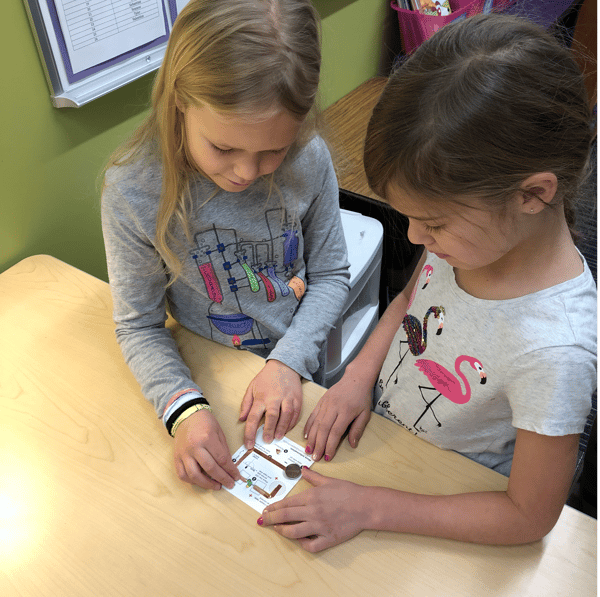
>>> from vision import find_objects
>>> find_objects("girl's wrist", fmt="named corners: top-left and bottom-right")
top-left (341, 359), bottom-right (379, 392)
top-left (354, 483), bottom-right (379, 531)
top-left (265, 358), bottom-right (299, 374)
top-left (170, 404), bottom-right (213, 437)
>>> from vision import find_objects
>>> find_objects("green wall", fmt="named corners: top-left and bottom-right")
top-left (2, 0), bottom-right (388, 280)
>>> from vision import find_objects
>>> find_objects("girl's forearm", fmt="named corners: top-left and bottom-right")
top-left (342, 288), bottom-right (411, 386)
top-left (342, 252), bottom-right (426, 387)
top-left (360, 486), bottom-right (551, 545)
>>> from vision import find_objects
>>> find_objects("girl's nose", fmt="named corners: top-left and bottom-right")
top-left (233, 155), bottom-right (260, 182)
top-left (406, 219), bottom-right (432, 246)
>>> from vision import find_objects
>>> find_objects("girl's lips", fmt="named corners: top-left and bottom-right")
top-left (434, 252), bottom-right (450, 259)
top-left (229, 178), bottom-right (252, 187)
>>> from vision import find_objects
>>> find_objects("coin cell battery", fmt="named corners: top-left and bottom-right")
top-left (284, 464), bottom-right (302, 479)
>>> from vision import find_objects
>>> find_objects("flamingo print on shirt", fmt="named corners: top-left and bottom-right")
top-left (386, 306), bottom-right (445, 386)
top-left (413, 356), bottom-right (487, 428)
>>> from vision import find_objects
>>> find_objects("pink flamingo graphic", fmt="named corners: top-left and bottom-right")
top-left (386, 305), bottom-right (445, 386)
top-left (413, 356), bottom-right (486, 428)
top-left (407, 264), bottom-right (433, 310)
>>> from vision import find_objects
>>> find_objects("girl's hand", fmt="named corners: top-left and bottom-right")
top-left (239, 360), bottom-right (302, 449)
top-left (173, 409), bottom-right (242, 490)
top-left (303, 372), bottom-right (372, 462)
top-left (259, 467), bottom-right (371, 553)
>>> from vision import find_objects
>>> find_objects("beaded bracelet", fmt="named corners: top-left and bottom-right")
top-left (170, 403), bottom-right (213, 437)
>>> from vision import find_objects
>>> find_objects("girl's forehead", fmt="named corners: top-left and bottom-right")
top-left (385, 182), bottom-right (488, 221)
top-left (204, 102), bottom-right (283, 125)
top-left (188, 103), bottom-right (302, 150)
top-left (385, 183), bottom-right (447, 220)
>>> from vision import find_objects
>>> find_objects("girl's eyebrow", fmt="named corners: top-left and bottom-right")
top-left (399, 212), bottom-right (444, 222)
top-left (210, 139), bottom-right (289, 153)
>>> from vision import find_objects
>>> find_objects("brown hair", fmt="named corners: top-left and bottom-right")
top-left (105, 0), bottom-right (321, 281)
top-left (364, 13), bottom-right (594, 234)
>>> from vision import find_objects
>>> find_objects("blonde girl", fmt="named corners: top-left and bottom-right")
top-left (102, 0), bottom-right (350, 491)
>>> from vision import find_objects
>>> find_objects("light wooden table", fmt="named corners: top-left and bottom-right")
top-left (1, 255), bottom-right (596, 597)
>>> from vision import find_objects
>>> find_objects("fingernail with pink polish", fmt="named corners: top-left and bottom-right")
top-left (257, 517), bottom-right (264, 526)
top-left (305, 445), bottom-right (312, 454)
top-left (324, 454), bottom-right (330, 462)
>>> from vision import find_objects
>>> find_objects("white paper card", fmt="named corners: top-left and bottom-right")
top-left (225, 426), bottom-right (313, 513)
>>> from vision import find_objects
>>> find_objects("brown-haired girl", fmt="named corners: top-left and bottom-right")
top-left (101, 0), bottom-right (350, 492)
top-left (260, 13), bottom-right (596, 551)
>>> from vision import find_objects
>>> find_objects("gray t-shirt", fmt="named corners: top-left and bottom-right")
top-left (374, 252), bottom-right (597, 476)
top-left (102, 136), bottom-right (350, 420)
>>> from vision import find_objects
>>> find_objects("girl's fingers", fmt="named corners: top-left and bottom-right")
top-left (303, 398), bottom-right (324, 440)
top-left (196, 455), bottom-right (235, 490)
top-left (297, 535), bottom-right (330, 553)
top-left (243, 403), bottom-right (266, 449)
top-left (272, 521), bottom-right (318, 541)
top-left (193, 441), bottom-right (239, 489)
top-left (289, 403), bottom-right (302, 434)
top-left (310, 413), bottom-right (339, 462)
top-left (303, 410), bottom-right (316, 441)
top-left (239, 385), bottom-right (254, 422)
top-left (179, 456), bottom-right (222, 491)
top-left (261, 504), bottom-right (308, 526)
top-left (261, 470), bottom-right (329, 521)
top-left (347, 409), bottom-right (371, 449)
top-left (299, 466), bottom-right (329, 487)
top-left (262, 404), bottom-right (281, 443)
top-left (261, 492), bottom-right (308, 519)
top-left (324, 416), bottom-right (348, 461)
top-left (273, 399), bottom-right (295, 441)
top-left (215, 430), bottom-right (243, 482)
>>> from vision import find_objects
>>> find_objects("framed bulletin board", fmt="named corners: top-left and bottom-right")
top-left (23, 0), bottom-right (192, 108)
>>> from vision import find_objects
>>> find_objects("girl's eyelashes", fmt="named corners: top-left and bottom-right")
top-left (424, 223), bottom-right (444, 234)
top-left (211, 144), bottom-right (233, 154)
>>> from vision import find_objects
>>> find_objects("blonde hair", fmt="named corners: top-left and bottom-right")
top-left (105, 0), bottom-right (321, 281)
top-left (364, 14), bottom-right (594, 238)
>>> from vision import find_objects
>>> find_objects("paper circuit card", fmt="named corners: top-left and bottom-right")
top-left (224, 426), bottom-right (313, 513)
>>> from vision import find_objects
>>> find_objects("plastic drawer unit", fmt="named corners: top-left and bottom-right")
top-left (323, 209), bottom-right (383, 387)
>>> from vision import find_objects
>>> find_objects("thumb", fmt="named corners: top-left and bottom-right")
top-left (301, 466), bottom-right (331, 487)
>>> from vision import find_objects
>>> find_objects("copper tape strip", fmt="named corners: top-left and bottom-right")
top-left (235, 447), bottom-right (285, 499)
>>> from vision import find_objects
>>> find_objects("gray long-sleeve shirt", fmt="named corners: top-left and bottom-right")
top-left (102, 136), bottom-right (350, 420)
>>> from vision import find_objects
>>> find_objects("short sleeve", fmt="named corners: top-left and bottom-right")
top-left (506, 346), bottom-right (596, 436)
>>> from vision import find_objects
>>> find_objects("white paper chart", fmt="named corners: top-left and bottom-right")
top-left (225, 427), bottom-right (313, 513)
top-left (53, 0), bottom-right (167, 75)
top-left (174, 0), bottom-right (190, 15)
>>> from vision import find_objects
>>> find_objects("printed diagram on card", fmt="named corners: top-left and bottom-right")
top-left (224, 426), bottom-right (313, 512)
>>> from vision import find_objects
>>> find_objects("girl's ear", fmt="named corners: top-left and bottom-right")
top-left (519, 172), bottom-right (558, 214)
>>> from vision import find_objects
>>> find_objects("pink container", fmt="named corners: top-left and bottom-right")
top-left (391, 0), bottom-right (516, 55)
